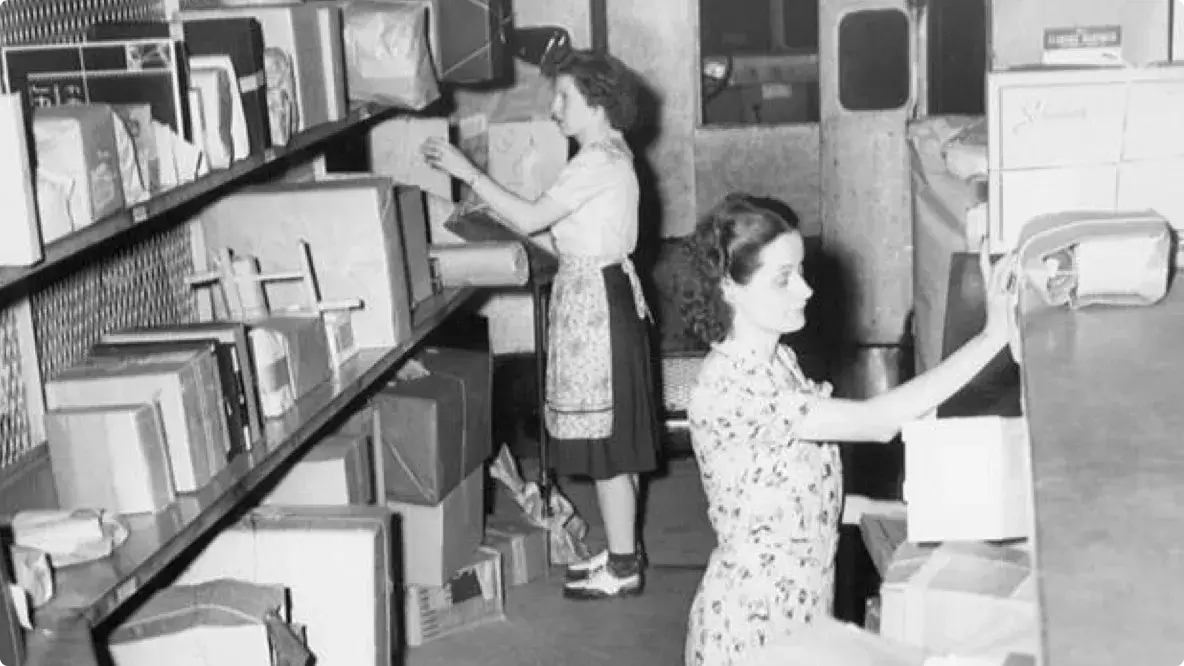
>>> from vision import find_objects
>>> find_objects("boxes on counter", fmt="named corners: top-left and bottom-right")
top-left (262, 433), bottom-right (373, 506)
top-left (374, 346), bottom-right (493, 505)
top-left (45, 348), bottom-right (231, 493)
top-left (107, 579), bottom-right (311, 666)
top-left (404, 546), bottom-right (505, 647)
top-left (879, 541), bottom-right (1039, 658)
top-left (45, 404), bottom-right (175, 516)
top-left (482, 513), bottom-right (549, 587)
top-left (197, 177), bottom-right (413, 349)
top-left (987, 64), bottom-right (1184, 249)
top-left (387, 467), bottom-right (484, 587)
top-left (988, 0), bottom-right (1170, 69)
top-left (176, 505), bottom-right (394, 666)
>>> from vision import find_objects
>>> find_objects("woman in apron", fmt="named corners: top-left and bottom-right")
top-left (682, 194), bottom-right (1015, 665)
top-left (422, 49), bottom-right (659, 600)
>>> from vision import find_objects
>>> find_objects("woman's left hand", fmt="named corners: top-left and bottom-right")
top-left (421, 137), bottom-right (478, 182)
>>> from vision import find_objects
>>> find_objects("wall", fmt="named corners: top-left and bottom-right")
top-left (486, 0), bottom-right (824, 354)
top-left (693, 124), bottom-right (821, 236)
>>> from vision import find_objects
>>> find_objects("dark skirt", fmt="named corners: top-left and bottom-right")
top-left (549, 264), bottom-right (661, 480)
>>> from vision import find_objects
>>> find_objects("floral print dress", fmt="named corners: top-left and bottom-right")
top-left (685, 341), bottom-right (843, 666)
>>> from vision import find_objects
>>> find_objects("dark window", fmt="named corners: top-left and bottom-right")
top-left (838, 9), bottom-right (910, 111)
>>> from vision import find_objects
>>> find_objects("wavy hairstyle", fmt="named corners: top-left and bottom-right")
top-left (679, 193), bottom-right (801, 345)
top-left (554, 49), bottom-right (640, 132)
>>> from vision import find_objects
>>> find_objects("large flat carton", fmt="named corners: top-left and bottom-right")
top-left (262, 433), bottom-right (372, 506)
top-left (197, 177), bottom-right (412, 349)
top-left (880, 541), bottom-right (1040, 660)
top-left (176, 505), bottom-right (394, 666)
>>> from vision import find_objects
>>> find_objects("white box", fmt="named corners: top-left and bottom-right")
top-left (902, 416), bottom-right (1033, 543)
top-left (880, 541), bottom-right (1039, 658)
top-left (988, 65), bottom-right (1184, 248)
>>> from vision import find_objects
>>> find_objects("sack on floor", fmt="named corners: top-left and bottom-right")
top-left (489, 445), bottom-right (591, 566)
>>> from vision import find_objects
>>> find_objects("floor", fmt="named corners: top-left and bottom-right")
top-left (403, 349), bottom-right (891, 665)
top-left (407, 455), bottom-right (713, 666)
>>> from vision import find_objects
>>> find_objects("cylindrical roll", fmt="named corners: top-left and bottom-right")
top-left (430, 241), bottom-right (530, 288)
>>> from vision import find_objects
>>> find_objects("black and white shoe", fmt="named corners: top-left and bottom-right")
top-left (562, 566), bottom-right (643, 600)
top-left (564, 547), bottom-right (648, 582)
top-left (564, 550), bottom-right (609, 582)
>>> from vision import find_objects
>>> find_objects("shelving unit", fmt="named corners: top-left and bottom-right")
top-left (0, 2), bottom-right (489, 660)
top-left (35, 288), bottom-right (473, 630)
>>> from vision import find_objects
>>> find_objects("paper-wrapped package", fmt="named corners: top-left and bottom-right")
top-left (430, 241), bottom-right (530, 288)
top-left (489, 445), bottom-right (591, 565)
top-left (107, 579), bottom-right (310, 666)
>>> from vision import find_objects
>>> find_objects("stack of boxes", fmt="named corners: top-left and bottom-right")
top-left (983, 0), bottom-right (1184, 250)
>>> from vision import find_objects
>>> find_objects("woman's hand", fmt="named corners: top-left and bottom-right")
top-left (421, 137), bottom-right (479, 183)
top-left (981, 244), bottom-right (1018, 343)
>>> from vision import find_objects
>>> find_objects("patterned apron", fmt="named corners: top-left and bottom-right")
top-left (544, 255), bottom-right (650, 440)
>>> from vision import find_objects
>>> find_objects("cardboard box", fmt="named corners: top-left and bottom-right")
top-left (263, 434), bottom-right (373, 506)
top-left (45, 404), bottom-right (175, 516)
top-left (880, 541), bottom-right (1039, 657)
top-left (482, 513), bottom-right (549, 587)
top-left (387, 467), bottom-right (484, 587)
top-left (198, 177), bottom-right (412, 349)
top-left (988, 0), bottom-right (1170, 69)
top-left (375, 347), bottom-right (492, 505)
top-left (902, 416), bottom-right (1033, 543)
top-left (404, 546), bottom-right (505, 647)
top-left (107, 579), bottom-right (301, 666)
top-left (987, 64), bottom-right (1184, 248)
top-left (45, 349), bottom-right (230, 493)
top-left (100, 323), bottom-right (264, 446)
top-left (177, 506), bottom-right (394, 666)
top-left (247, 315), bottom-right (332, 418)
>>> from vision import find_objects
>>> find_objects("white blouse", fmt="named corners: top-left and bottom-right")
top-left (545, 134), bottom-right (640, 260)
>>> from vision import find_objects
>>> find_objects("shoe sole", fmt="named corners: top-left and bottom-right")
top-left (562, 582), bottom-right (645, 601)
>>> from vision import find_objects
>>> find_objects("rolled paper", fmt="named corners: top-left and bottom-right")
top-left (429, 241), bottom-right (530, 288)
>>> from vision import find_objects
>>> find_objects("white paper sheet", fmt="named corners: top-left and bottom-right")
top-left (902, 416), bottom-right (1034, 543)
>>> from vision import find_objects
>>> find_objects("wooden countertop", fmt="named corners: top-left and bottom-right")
top-left (1021, 284), bottom-right (1184, 665)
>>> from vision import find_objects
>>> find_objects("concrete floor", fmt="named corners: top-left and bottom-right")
top-left (407, 456), bottom-right (714, 666)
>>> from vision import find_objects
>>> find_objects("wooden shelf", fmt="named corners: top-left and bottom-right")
top-left (33, 288), bottom-right (474, 630)
top-left (0, 103), bottom-right (398, 307)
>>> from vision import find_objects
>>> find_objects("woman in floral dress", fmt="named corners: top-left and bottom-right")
top-left (683, 194), bottom-right (1015, 665)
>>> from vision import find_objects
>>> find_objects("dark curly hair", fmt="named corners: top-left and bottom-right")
top-left (679, 193), bottom-right (801, 345)
top-left (553, 50), bottom-right (639, 132)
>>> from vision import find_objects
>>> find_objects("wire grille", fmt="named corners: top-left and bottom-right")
top-left (0, 0), bottom-right (194, 468)
top-left (0, 0), bottom-right (166, 46)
